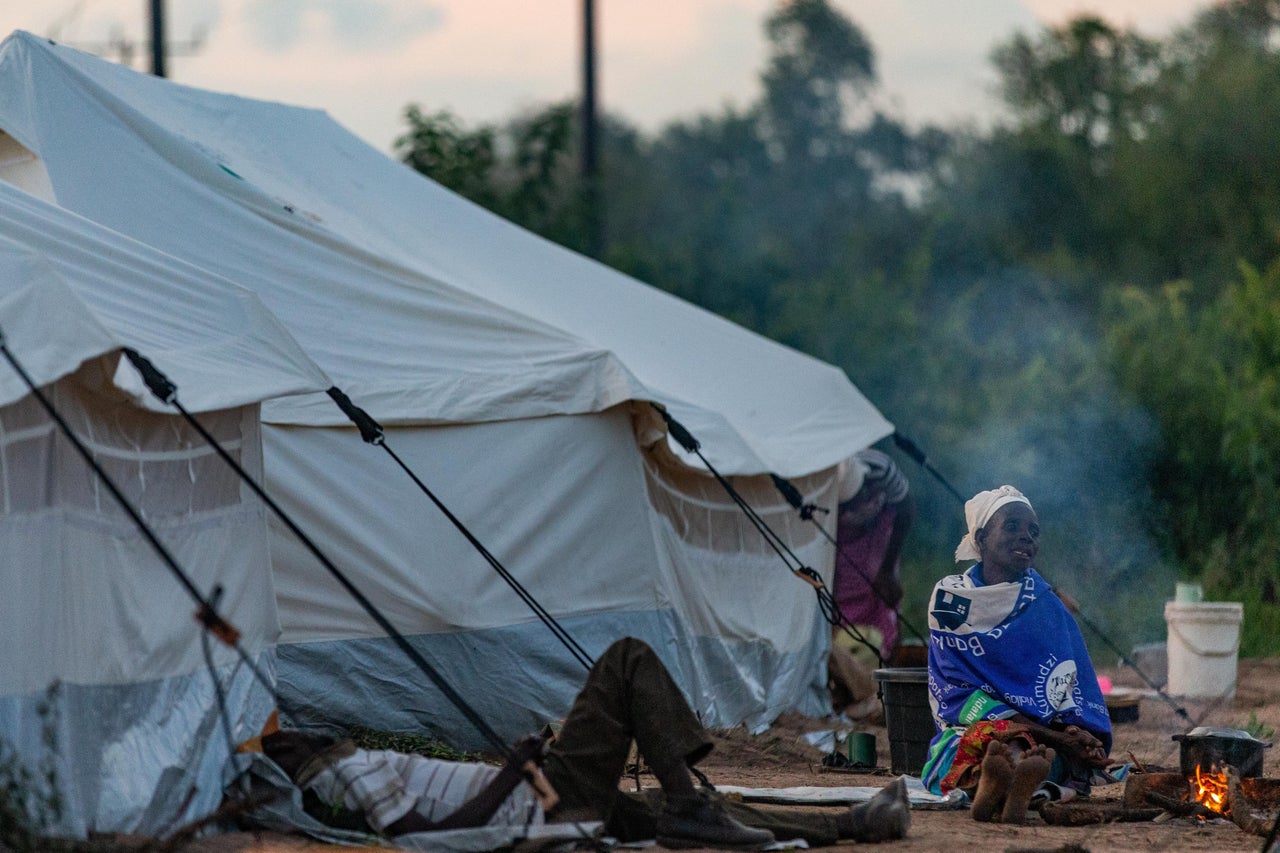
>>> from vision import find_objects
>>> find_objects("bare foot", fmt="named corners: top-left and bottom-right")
top-left (1001, 747), bottom-right (1055, 825)
top-left (972, 741), bottom-right (1014, 822)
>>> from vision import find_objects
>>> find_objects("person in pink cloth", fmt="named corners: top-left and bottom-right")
top-left (828, 448), bottom-right (914, 721)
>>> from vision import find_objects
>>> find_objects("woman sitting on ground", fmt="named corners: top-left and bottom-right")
top-left (920, 486), bottom-right (1112, 824)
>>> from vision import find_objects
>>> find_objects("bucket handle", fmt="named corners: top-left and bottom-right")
top-left (1168, 621), bottom-right (1241, 658)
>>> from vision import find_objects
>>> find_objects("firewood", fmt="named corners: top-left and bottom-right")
top-left (1121, 771), bottom-right (1186, 808)
top-left (1144, 791), bottom-right (1216, 819)
top-left (1226, 766), bottom-right (1275, 838)
top-left (1040, 803), bottom-right (1162, 825)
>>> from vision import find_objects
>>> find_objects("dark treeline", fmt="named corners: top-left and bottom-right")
top-left (394, 0), bottom-right (1280, 658)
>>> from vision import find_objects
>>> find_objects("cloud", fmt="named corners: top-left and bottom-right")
top-left (1020, 0), bottom-right (1205, 32)
top-left (835, 0), bottom-right (1038, 128)
top-left (243, 0), bottom-right (444, 51)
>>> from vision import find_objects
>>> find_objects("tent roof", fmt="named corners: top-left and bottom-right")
top-left (0, 31), bottom-right (891, 475)
top-left (0, 179), bottom-right (330, 411)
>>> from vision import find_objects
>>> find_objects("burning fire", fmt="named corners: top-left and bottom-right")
top-left (1192, 765), bottom-right (1230, 816)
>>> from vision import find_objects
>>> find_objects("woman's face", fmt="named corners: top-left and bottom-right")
top-left (976, 502), bottom-right (1040, 579)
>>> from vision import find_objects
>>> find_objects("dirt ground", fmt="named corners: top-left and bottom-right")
top-left (143, 658), bottom-right (1280, 853)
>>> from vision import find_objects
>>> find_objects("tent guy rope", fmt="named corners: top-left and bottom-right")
top-left (120, 350), bottom-right (536, 759)
top-left (2, 334), bottom-right (576, 840)
top-left (120, 348), bottom-right (571, 821)
top-left (324, 385), bottom-right (596, 672)
top-left (0, 333), bottom-right (262, 674)
top-left (770, 473), bottom-right (928, 647)
top-left (651, 403), bottom-right (885, 665)
top-left (0, 330), bottom-right (296, 830)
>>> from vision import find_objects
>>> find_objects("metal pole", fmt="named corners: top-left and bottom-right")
top-left (149, 0), bottom-right (166, 77)
top-left (581, 0), bottom-right (601, 256)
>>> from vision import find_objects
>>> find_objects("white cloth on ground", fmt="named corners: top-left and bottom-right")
top-left (303, 747), bottom-right (544, 834)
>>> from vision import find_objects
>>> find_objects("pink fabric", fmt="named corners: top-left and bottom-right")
top-left (832, 506), bottom-right (899, 655)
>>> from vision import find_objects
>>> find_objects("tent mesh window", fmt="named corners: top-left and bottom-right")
top-left (0, 362), bottom-right (245, 520)
top-left (640, 443), bottom-right (834, 556)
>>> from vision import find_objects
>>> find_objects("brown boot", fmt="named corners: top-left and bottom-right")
top-left (845, 776), bottom-right (911, 842)
top-left (656, 793), bottom-right (776, 851)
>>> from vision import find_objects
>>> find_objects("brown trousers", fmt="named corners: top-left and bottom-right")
top-left (542, 637), bottom-right (840, 845)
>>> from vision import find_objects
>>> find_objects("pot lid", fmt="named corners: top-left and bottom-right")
top-left (1172, 726), bottom-right (1270, 745)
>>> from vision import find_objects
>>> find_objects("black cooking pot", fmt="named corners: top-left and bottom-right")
top-left (1173, 727), bottom-right (1271, 778)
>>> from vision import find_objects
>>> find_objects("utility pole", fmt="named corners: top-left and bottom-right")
top-left (49, 0), bottom-right (202, 74)
top-left (581, 0), bottom-right (602, 258)
top-left (149, 0), bottom-right (166, 77)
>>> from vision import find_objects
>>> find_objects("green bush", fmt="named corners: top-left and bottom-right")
top-left (0, 684), bottom-right (63, 851)
top-left (1107, 262), bottom-right (1280, 656)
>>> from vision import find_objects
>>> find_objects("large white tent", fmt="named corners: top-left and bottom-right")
top-left (0, 31), bottom-right (896, 747)
top-left (0, 179), bottom-right (330, 835)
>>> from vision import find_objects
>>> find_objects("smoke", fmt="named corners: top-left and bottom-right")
top-left (243, 0), bottom-right (444, 51)
top-left (886, 264), bottom-right (1174, 662)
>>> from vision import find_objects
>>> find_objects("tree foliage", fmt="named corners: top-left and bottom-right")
top-left (396, 0), bottom-right (1280, 656)
top-left (1106, 265), bottom-right (1280, 653)
top-left (993, 16), bottom-right (1162, 160)
top-left (395, 102), bottom-right (592, 253)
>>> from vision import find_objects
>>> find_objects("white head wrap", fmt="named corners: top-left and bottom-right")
top-left (954, 485), bottom-right (1034, 562)
top-left (837, 455), bottom-right (869, 504)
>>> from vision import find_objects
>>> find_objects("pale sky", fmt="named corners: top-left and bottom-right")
top-left (0, 0), bottom-right (1212, 154)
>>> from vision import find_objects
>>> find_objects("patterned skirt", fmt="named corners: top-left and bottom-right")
top-left (939, 719), bottom-right (1038, 794)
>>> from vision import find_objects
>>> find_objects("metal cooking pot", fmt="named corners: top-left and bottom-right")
top-left (1172, 727), bottom-right (1271, 778)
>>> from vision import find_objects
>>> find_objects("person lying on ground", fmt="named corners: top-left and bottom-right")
top-left (258, 637), bottom-right (912, 849)
top-left (921, 486), bottom-right (1112, 823)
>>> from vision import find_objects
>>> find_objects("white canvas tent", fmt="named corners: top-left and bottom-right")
top-left (0, 179), bottom-right (330, 836)
top-left (0, 31), bottom-right (896, 747)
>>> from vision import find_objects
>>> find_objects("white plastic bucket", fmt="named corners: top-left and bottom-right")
top-left (1164, 601), bottom-right (1243, 699)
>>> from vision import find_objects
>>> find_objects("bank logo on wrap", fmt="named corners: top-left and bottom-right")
top-left (1037, 656), bottom-right (1080, 715)
top-left (931, 589), bottom-right (971, 631)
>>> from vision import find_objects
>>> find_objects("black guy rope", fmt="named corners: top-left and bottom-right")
top-left (0, 331), bottom-right (274, 686)
top-left (202, 585), bottom-right (240, 762)
top-left (3, 333), bottom-right (570, 835)
top-left (121, 348), bottom-right (584, 832)
top-left (324, 385), bottom-right (596, 672)
top-left (890, 433), bottom-right (966, 506)
top-left (0, 330), bottom-right (317, 828)
top-left (890, 428), bottom-right (1196, 727)
top-left (769, 473), bottom-right (929, 648)
top-left (119, 349), bottom-right (541, 760)
top-left (651, 403), bottom-right (885, 665)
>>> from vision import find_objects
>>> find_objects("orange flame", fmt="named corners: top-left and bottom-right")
top-left (1192, 765), bottom-right (1229, 816)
